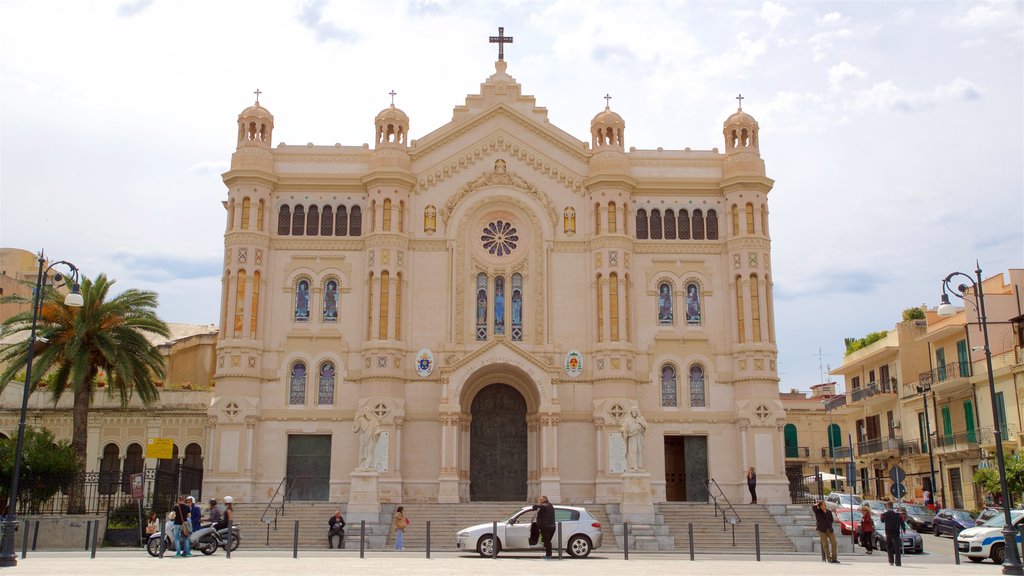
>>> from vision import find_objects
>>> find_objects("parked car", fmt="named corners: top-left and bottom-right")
top-left (833, 509), bottom-right (863, 536)
top-left (455, 505), bottom-right (603, 558)
top-left (871, 520), bottom-right (925, 554)
top-left (862, 499), bottom-right (888, 515)
top-left (932, 509), bottom-right (976, 536)
top-left (824, 492), bottom-right (863, 511)
top-left (956, 509), bottom-right (1024, 563)
top-left (897, 503), bottom-right (935, 533)
top-left (976, 507), bottom-right (1003, 526)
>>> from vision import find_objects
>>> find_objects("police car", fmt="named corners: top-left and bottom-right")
top-left (956, 509), bottom-right (1024, 563)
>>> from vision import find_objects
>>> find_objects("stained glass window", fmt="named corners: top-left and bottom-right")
top-left (511, 273), bottom-right (523, 341)
top-left (295, 279), bottom-right (310, 321)
top-left (481, 220), bottom-right (518, 257)
top-left (657, 282), bottom-right (673, 325)
top-left (661, 365), bottom-right (678, 407)
top-left (685, 282), bottom-right (701, 325)
top-left (289, 362), bottom-right (307, 405)
top-left (494, 276), bottom-right (506, 335)
top-left (250, 271), bottom-right (260, 335)
top-left (323, 279), bottom-right (339, 322)
top-left (318, 362), bottom-right (335, 405)
top-left (476, 273), bottom-right (488, 341)
top-left (690, 364), bottom-right (706, 407)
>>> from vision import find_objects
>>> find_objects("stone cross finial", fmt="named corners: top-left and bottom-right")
top-left (254, 88), bottom-right (262, 104)
top-left (489, 26), bottom-right (513, 61)
top-left (389, 90), bottom-right (397, 105)
top-left (735, 93), bottom-right (744, 110)
top-left (604, 93), bottom-right (612, 108)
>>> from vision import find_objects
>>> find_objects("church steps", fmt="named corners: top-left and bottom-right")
top-left (652, 503), bottom-right (798, 553)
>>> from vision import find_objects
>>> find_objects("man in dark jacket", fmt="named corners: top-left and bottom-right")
top-left (328, 510), bottom-right (345, 549)
top-left (812, 500), bottom-right (839, 563)
top-left (880, 501), bottom-right (903, 566)
top-left (532, 495), bottom-right (556, 558)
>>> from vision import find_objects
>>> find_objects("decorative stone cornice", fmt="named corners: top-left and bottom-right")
top-left (441, 166), bottom-right (557, 228)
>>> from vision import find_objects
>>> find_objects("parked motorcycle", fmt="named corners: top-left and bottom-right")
top-left (147, 520), bottom-right (241, 557)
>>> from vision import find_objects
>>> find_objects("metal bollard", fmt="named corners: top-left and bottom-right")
top-left (32, 520), bottom-right (39, 552)
top-left (426, 520), bottom-right (431, 559)
top-left (21, 519), bottom-right (28, 559)
top-left (557, 521), bottom-right (563, 559)
top-left (755, 523), bottom-right (761, 561)
top-left (953, 527), bottom-right (960, 565)
top-left (293, 520), bottom-right (299, 559)
top-left (90, 519), bottom-right (99, 559)
top-left (623, 522), bottom-right (629, 560)
top-left (359, 520), bottom-right (365, 559)
top-left (491, 521), bottom-right (497, 559)
top-left (84, 520), bottom-right (92, 550)
top-left (158, 515), bottom-right (166, 558)
top-left (688, 522), bottom-right (694, 560)
top-left (731, 520), bottom-right (735, 546)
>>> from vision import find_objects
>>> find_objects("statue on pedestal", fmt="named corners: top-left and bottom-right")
top-left (353, 409), bottom-right (381, 470)
top-left (621, 406), bottom-right (647, 471)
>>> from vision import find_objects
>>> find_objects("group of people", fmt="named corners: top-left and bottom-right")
top-left (327, 505), bottom-right (410, 550)
top-left (144, 494), bottom-right (234, 557)
top-left (812, 499), bottom-right (905, 567)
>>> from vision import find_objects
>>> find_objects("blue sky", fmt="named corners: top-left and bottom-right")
top-left (1, 0), bottom-right (1021, 392)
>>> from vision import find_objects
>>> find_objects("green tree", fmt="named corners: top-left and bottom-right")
top-left (902, 307), bottom-right (926, 321)
top-left (0, 274), bottom-right (169, 513)
top-left (973, 454), bottom-right (1024, 506)
top-left (0, 427), bottom-right (82, 513)
top-left (844, 331), bottom-right (889, 355)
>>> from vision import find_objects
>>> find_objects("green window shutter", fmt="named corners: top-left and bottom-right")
top-left (936, 348), bottom-right (947, 381)
top-left (964, 400), bottom-right (976, 443)
top-left (956, 340), bottom-right (970, 377)
top-left (941, 405), bottom-right (952, 444)
top-left (784, 423), bottom-right (798, 458)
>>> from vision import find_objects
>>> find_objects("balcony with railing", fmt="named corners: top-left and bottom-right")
top-left (976, 423), bottom-right (1019, 448)
top-left (849, 379), bottom-right (899, 405)
top-left (857, 436), bottom-right (902, 456)
top-left (918, 361), bottom-right (971, 392)
top-left (933, 428), bottom-right (980, 454)
top-left (897, 439), bottom-right (921, 457)
top-left (785, 445), bottom-right (811, 459)
top-left (821, 445), bottom-right (853, 459)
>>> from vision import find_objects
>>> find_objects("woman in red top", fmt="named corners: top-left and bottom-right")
top-left (859, 505), bottom-right (875, 554)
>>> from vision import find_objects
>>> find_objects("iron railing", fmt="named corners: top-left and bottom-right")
top-left (850, 379), bottom-right (898, 403)
top-left (785, 445), bottom-right (810, 458)
top-left (918, 361), bottom-right (971, 389)
top-left (707, 478), bottom-right (740, 526)
top-left (856, 436), bottom-right (901, 456)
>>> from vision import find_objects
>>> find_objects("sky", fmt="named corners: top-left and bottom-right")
top-left (1, 0), bottom-right (1022, 393)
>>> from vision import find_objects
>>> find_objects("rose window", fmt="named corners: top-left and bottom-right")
top-left (481, 220), bottom-right (518, 257)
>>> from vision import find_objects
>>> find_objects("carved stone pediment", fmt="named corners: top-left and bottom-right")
top-left (441, 160), bottom-right (558, 228)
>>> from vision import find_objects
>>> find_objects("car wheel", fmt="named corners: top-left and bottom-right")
top-left (992, 542), bottom-right (1005, 564)
top-left (933, 525), bottom-right (941, 537)
top-left (968, 556), bottom-right (984, 563)
top-left (476, 534), bottom-right (501, 558)
top-left (875, 535), bottom-right (885, 551)
top-left (567, 535), bottom-right (592, 558)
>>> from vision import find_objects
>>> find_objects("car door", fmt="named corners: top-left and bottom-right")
top-left (504, 508), bottom-right (535, 550)
top-left (934, 510), bottom-right (949, 534)
top-left (554, 507), bottom-right (581, 547)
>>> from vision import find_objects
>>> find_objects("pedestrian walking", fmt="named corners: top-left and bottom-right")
top-left (747, 467), bottom-right (758, 504)
top-left (812, 500), bottom-right (839, 563)
top-left (859, 505), bottom-right (875, 554)
top-left (881, 501), bottom-right (903, 567)
top-left (392, 506), bottom-right (409, 550)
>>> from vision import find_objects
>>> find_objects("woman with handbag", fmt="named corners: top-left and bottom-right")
top-left (392, 506), bottom-right (409, 550)
top-left (859, 505), bottom-right (875, 554)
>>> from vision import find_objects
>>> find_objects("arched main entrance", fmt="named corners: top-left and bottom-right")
top-left (470, 383), bottom-right (527, 501)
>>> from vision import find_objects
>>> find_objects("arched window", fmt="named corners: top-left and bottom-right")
top-left (395, 272), bottom-right (402, 338)
top-left (257, 199), bottom-right (265, 231)
top-left (657, 281), bottom-right (673, 325)
top-left (706, 209), bottom-right (719, 239)
top-left (241, 197), bottom-right (251, 230)
top-left (664, 209), bottom-right (676, 240)
top-left (511, 273), bottom-right (523, 341)
top-left (661, 364), bottom-right (678, 407)
top-left (750, 274), bottom-right (762, 342)
top-left (650, 209), bottom-right (663, 239)
top-left (233, 269), bottom-right (246, 338)
top-left (383, 198), bottom-right (393, 232)
top-left (609, 272), bottom-right (619, 341)
top-left (735, 275), bottom-right (745, 343)
top-left (594, 203), bottom-right (601, 234)
top-left (323, 279), bottom-right (339, 322)
top-left (289, 361), bottom-right (307, 405)
top-left (318, 362), bottom-right (336, 405)
top-left (321, 205), bottom-right (334, 236)
top-left (183, 443), bottom-right (203, 469)
top-left (827, 423), bottom-right (842, 458)
top-left (278, 205), bottom-right (291, 236)
top-left (745, 203), bottom-right (755, 234)
top-left (295, 278), bottom-right (310, 321)
top-left (608, 201), bottom-right (617, 233)
top-left (350, 206), bottom-right (362, 236)
top-left (379, 271), bottom-right (390, 340)
top-left (292, 205), bottom-right (305, 236)
top-left (336, 206), bottom-right (348, 236)
top-left (307, 205), bottom-right (320, 236)
top-left (635, 209), bottom-right (648, 239)
top-left (99, 443), bottom-right (120, 495)
top-left (596, 274), bottom-right (604, 342)
top-left (692, 209), bottom-right (705, 240)
top-left (250, 271), bottom-right (261, 335)
top-left (689, 364), bottom-right (706, 407)
top-left (122, 443), bottom-right (144, 493)
top-left (398, 200), bottom-right (405, 233)
top-left (685, 282), bottom-right (701, 325)
top-left (476, 273), bottom-right (488, 341)
top-left (784, 423), bottom-right (799, 458)
top-left (731, 205), bottom-right (739, 237)
top-left (760, 205), bottom-right (768, 237)
top-left (494, 276), bottom-right (506, 336)
top-left (678, 210), bottom-right (690, 239)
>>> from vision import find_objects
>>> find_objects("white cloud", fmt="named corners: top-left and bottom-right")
top-left (849, 78), bottom-right (984, 113)
top-left (760, 1), bottom-right (792, 29)
top-left (187, 161), bottom-right (230, 175)
top-left (809, 28), bottom-right (852, 62)
top-left (946, 1), bottom-right (1020, 28)
top-left (818, 11), bottom-right (842, 25)
top-left (827, 61), bottom-right (866, 92)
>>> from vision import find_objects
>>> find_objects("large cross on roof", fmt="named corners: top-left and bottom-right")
top-left (489, 26), bottom-right (513, 61)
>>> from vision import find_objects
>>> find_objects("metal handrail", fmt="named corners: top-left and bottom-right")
top-left (260, 476), bottom-right (289, 529)
top-left (708, 478), bottom-right (741, 526)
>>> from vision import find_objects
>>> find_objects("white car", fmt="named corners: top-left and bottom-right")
top-left (823, 492), bottom-right (863, 511)
top-left (956, 509), bottom-right (1024, 563)
top-left (455, 505), bottom-right (603, 558)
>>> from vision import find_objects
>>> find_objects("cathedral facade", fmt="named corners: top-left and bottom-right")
top-left (206, 52), bottom-right (785, 506)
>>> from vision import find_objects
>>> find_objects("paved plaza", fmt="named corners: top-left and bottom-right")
top-left (0, 547), bottom-right (986, 576)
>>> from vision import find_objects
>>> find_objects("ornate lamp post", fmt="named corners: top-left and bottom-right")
top-left (0, 254), bottom-right (82, 568)
top-left (938, 262), bottom-right (1022, 575)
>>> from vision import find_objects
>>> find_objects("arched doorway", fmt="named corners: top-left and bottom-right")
top-left (470, 383), bottom-right (527, 501)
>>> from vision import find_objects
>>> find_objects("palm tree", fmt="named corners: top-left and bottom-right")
top-left (0, 273), bottom-right (170, 513)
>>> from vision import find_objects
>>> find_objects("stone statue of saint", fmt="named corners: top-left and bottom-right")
top-left (621, 406), bottom-right (647, 471)
top-left (353, 410), bottom-right (381, 470)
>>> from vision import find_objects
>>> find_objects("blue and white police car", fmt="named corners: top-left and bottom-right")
top-left (956, 509), bottom-right (1024, 564)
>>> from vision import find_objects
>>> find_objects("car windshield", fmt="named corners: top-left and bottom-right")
top-left (983, 510), bottom-right (1024, 527)
top-left (952, 511), bottom-right (975, 522)
top-left (865, 501), bottom-right (886, 511)
top-left (902, 505), bottom-right (932, 516)
top-left (835, 510), bottom-right (859, 521)
top-left (503, 508), bottom-right (531, 523)
top-left (834, 494), bottom-right (862, 505)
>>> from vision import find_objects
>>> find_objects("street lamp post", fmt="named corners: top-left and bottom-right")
top-left (915, 384), bottom-right (938, 508)
top-left (939, 262), bottom-right (1022, 575)
top-left (0, 254), bottom-right (82, 568)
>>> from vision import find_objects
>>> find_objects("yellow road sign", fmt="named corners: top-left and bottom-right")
top-left (146, 437), bottom-right (174, 459)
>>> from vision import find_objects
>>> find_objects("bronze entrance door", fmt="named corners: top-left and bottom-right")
top-left (664, 435), bottom-right (709, 502)
top-left (470, 383), bottom-right (527, 501)
top-left (286, 434), bottom-right (331, 501)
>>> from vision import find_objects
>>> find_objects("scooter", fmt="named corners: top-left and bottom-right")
top-left (146, 520), bottom-right (240, 557)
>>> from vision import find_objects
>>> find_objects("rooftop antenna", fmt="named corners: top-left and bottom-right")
top-left (813, 347), bottom-right (829, 385)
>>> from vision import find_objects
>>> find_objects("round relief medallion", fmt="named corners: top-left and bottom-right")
top-left (480, 219), bottom-right (518, 257)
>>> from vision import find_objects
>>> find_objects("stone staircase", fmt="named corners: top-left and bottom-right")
top-left (654, 502), bottom-right (797, 554)
top-left (604, 504), bottom-right (674, 551)
top-left (764, 503), bottom-right (832, 553)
